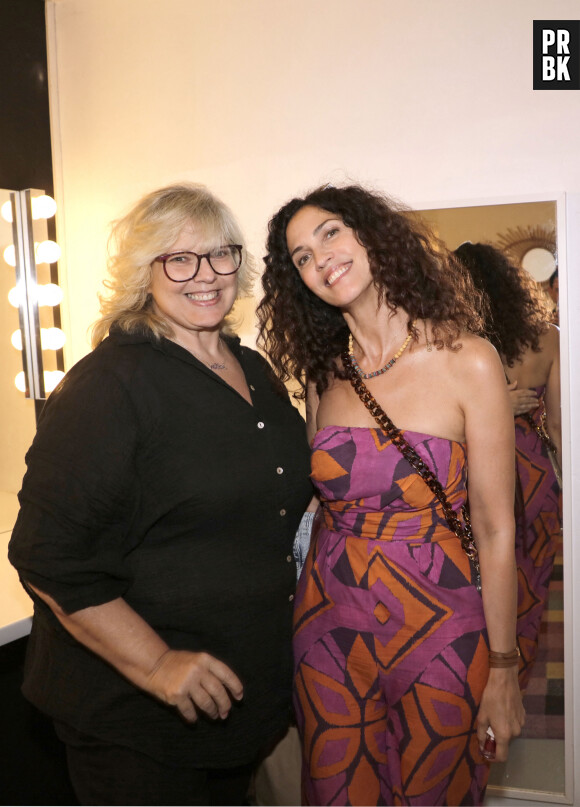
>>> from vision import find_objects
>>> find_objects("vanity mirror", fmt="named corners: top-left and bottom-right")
top-left (0, 189), bottom-right (37, 513)
top-left (410, 195), bottom-right (572, 805)
top-left (0, 186), bottom-right (64, 612)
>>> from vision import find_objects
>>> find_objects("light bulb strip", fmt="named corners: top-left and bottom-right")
top-left (11, 189), bottom-right (46, 399)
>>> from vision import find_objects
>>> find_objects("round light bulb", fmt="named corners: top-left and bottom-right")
top-left (1, 200), bottom-right (13, 223)
top-left (8, 287), bottom-right (21, 307)
top-left (38, 283), bottom-right (63, 307)
top-left (15, 372), bottom-right (26, 393)
top-left (11, 330), bottom-right (23, 351)
top-left (41, 327), bottom-right (66, 350)
top-left (44, 370), bottom-right (65, 393)
top-left (3, 244), bottom-right (16, 267)
top-left (31, 195), bottom-right (57, 220)
top-left (36, 240), bottom-right (61, 264)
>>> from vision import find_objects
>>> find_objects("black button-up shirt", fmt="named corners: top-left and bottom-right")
top-left (9, 328), bottom-right (313, 767)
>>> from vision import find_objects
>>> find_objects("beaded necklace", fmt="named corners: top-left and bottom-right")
top-left (348, 322), bottom-right (415, 379)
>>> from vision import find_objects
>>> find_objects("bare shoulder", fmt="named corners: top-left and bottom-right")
top-left (448, 335), bottom-right (512, 436)
top-left (305, 380), bottom-right (320, 441)
top-left (305, 379), bottom-right (319, 404)
top-left (539, 323), bottom-right (560, 353)
top-left (449, 332), bottom-right (505, 383)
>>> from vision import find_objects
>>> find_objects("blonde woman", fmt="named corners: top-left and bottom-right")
top-left (9, 183), bottom-right (312, 806)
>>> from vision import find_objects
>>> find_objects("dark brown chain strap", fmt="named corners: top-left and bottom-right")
top-left (342, 349), bottom-right (481, 590)
top-left (521, 409), bottom-right (557, 456)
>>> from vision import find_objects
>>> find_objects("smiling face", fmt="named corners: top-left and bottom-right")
top-left (285, 205), bottom-right (374, 309)
top-left (149, 220), bottom-right (238, 338)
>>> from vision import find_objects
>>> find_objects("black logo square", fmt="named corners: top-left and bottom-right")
top-left (533, 20), bottom-right (580, 89)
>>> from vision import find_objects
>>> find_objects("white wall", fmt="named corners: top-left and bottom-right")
top-left (46, 0), bottom-right (580, 361)
top-left (46, 1), bottom-right (580, 802)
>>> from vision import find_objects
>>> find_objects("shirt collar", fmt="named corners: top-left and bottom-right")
top-left (107, 325), bottom-right (241, 352)
top-left (106, 325), bottom-right (245, 377)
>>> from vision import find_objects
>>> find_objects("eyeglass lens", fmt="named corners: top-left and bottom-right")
top-left (163, 246), bottom-right (242, 281)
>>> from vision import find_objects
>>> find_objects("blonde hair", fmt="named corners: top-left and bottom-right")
top-left (91, 183), bottom-right (256, 347)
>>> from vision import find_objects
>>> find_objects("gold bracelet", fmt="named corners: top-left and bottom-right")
top-left (488, 647), bottom-right (520, 668)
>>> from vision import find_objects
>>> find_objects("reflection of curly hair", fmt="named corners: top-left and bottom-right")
top-left (453, 242), bottom-right (551, 367)
top-left (257, 184), bottom-right (485, 398)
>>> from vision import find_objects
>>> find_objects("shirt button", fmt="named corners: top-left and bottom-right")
top-left (257, 421), bottom-right (265, 429)
top-left (249, 384), bottom-right (255, 391)
top-left (286, 555), bottom-right (292, 563)
top-left (289, 594), bottom-right (294, 602)
top-left (276, 467), bottom-right (284, 475)
top-left (280, 508), bottom-right (286, 516)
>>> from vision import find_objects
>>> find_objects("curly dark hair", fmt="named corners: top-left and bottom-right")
top-left (453, 242), bottom-right (551, 367)
top-left (257, 184), bottom-right (485, 398)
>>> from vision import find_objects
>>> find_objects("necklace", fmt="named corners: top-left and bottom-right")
top-left (424, 320), bottom-right (432, 352)
top-left (206, 338), bottom-right (227, 370)
top-left (348, 322), bottom-right (415, 379)
top-left (202, 342), bottom-right (227, 370)
top-left (180, 337), bottom-right (227, 370)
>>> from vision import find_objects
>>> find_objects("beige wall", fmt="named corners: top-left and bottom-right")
top-left (46, 0), bottom-right (580, 363)
top-left (413, 201), bottom-right (557, 253)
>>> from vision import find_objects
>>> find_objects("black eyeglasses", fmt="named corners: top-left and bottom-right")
top-left (154, 245), bottom-right (243, 282)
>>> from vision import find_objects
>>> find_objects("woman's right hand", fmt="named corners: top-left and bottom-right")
top-left (26, 587), bottom-right (244, 724)
top-left (507, 381), bottom-right (538, 416)
top-left (147, 649), bottom-right (244, 723)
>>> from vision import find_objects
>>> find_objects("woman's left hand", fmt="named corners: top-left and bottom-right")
top-left (507, 381), bottom-right (538, 416)
top-left (476, 666), bottom-right (525, 763)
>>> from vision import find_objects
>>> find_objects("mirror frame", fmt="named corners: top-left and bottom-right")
top-left (409, 192), bottom-right (575, 806)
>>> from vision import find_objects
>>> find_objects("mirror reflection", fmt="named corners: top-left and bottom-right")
top-left (411, 200), bottom-right (565, 799)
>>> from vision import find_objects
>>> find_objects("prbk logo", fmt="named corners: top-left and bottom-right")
top-left (533, 21), bottom-right (579, 89)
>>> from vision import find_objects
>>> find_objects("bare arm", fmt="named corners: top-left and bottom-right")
top-left (543, 325), bottom-right (562, 462)
top-left (305, 380), bottom-right (321, 512)
top-left (461, 340), bottom-right (525, 762)
top-left (29, 585), bottom-right (243, 723)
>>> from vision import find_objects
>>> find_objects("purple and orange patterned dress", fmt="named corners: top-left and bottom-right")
top-left (293, 426), bottom-right (490, 806)
top-left (514, 389), bottom-right (562, 690)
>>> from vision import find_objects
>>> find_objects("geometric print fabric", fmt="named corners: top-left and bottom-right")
top-left (294, 426), bottom-right (491, 805)
top-left (513, 391), bottom-right (562, 691)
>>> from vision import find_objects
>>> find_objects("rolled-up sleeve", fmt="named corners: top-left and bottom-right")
top-left (9, 364), bottom-right (143, 614)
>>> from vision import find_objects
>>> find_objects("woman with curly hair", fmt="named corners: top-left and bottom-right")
top-left (453, 242), bottom-right (562, 691)
top-left (257, 184), bottom-right (524, 806)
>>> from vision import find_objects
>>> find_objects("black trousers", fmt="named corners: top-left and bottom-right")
top-left (55, 724), bottom-right (254, 806)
